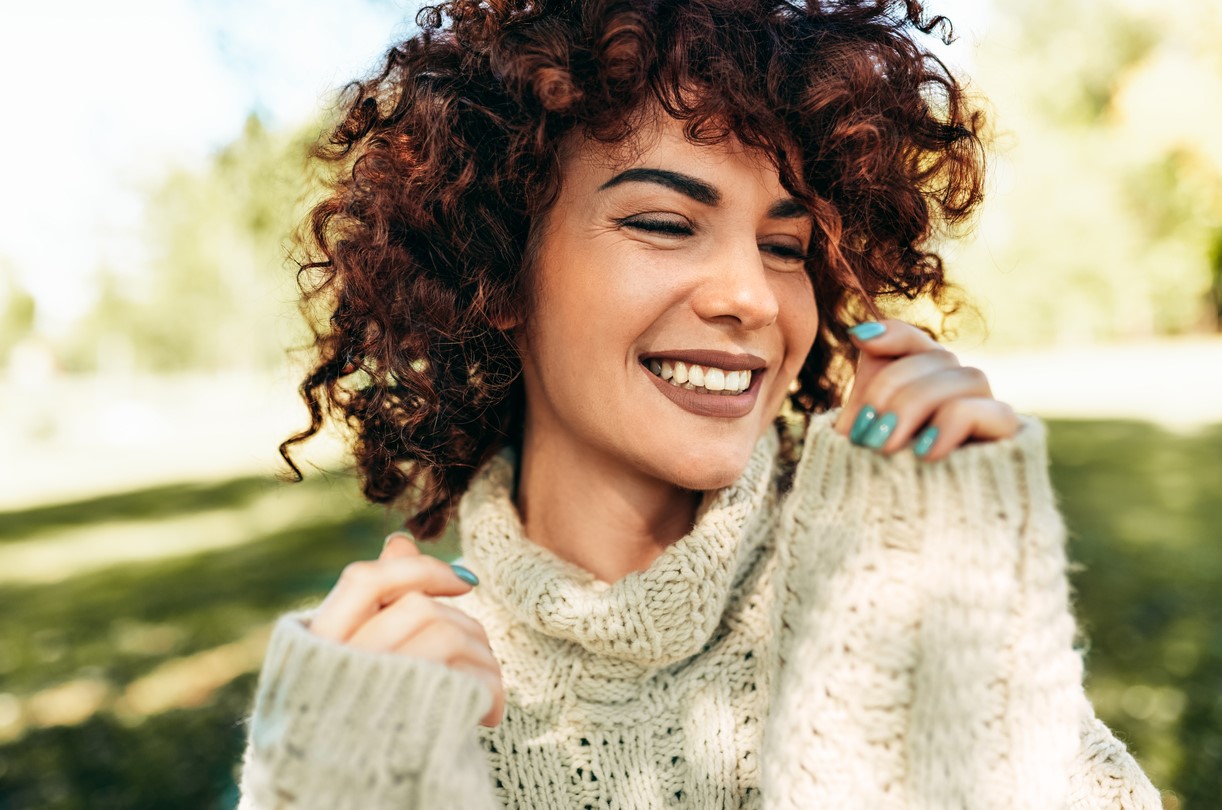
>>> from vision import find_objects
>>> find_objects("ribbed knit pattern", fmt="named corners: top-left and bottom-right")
top-left (238, 409), bottom-right (1161, 809)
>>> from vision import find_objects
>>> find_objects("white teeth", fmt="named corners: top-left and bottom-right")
top-left (645, 359), bottom-right (756, 394)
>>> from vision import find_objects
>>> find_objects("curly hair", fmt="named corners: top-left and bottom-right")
top-left (279, 0), bottom-right (987, 539)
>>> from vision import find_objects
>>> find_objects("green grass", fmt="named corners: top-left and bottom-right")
top-left (0, 419), bottom-right (1217, 808)
top-left (1048, 420), bottom-right (1222, 803)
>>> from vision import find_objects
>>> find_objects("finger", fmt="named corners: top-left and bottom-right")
top-left (834, 319), bottom-right (948, 436)
top-left (912, 397), bottom-right (1022, 462)
top-left (395, 618), bottom-right (501, 673)
top-left (837, 350), bottom-right (961, 440)
top-left (452, 661), bottom-right (506, 727)
top-left (847, 318), bottom-right (942, 358)
top-left (347, 591), bottom-right (492, 652)
top-left (396, 622), bottom-right (505, 725)
top-left (309, 556), bottom-right (473, 642)
top-left (854, 349), bottom-right (963, 414)
top-left (866, 365), bottom-right (993, 454)
top-left (380, 531), bottom-right (421, 561)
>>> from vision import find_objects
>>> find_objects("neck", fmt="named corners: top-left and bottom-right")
top-left (515, 423), bottom-right (701, 584)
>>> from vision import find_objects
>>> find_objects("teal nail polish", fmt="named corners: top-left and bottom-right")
top-left (848, 321), bottom-right (886, 341)
top-left (913, 425), bottom-right (938, 458)
top-left (450, 563), bottom-right (479, 586)
top-left (849, 405), bottom-right (878, 444)
top-left (861, 411), bottom-right (898, 449)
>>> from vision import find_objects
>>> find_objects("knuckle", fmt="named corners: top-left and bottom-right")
top-left (996, 399), bottom-right (1019, 424)
top-left (436, 635), bottom-right (466, 665)
top-left (402, 590), bottom-right (439, 619)
top-left (470, 619), bottom-right (492, 646)
top-left (959, 365), bottom-right (988, 385)
top-left (338, 561), bottom-right (374, 587)
top-left (933, 346), bottom-right (959, 364)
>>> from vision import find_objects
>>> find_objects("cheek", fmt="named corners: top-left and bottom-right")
top-left (779, 276), bottom-right (820, 368)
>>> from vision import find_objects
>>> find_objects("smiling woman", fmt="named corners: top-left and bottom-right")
top-left (239, 1), bottom-right (1160, 807)
top-left (512, 113), bottom-right (821, 578)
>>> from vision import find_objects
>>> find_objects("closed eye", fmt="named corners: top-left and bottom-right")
top-left (762, 243), bottom-right (808, 262)
top-left (618, 217), bottom-right (693, 236)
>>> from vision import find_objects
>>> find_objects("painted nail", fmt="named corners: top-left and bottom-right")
top-left (848, 321), bottom-right (886, 341)
top-left (450, 563), bottom-right (479, 586)
top-left (861, 411), bottom-right (898, 450)
top-left (913, 425), bottom-right (938, 458)
top-left (849, 405), bottom-right (878, 444)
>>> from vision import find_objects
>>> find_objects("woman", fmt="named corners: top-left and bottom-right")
top-left (239, 0), bottom-right (1160, 807)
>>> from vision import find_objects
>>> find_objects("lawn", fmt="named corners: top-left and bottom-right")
top-left (0, 419), bottom-right (1217, 808)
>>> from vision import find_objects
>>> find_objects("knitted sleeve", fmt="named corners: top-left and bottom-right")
top-left (236, 611), bottom-right (502, 810)
top-left (762, 411), bottom-right (1161, 809)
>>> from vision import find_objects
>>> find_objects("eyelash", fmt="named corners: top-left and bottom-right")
top-left (619, 217), bottom-right (809, 262)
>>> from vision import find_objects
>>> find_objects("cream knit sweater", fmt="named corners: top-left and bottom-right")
top-left (238, 409), bottom-right (1160, 809)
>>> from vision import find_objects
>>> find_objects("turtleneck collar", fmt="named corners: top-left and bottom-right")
top-left (456, 425), bottom-right (781, 668)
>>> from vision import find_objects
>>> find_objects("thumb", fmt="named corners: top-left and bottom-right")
top-left (380, 531), bottom-right (421, 561)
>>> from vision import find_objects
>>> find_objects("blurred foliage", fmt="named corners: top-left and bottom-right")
top-left (58, 115), bottom-right (322, 374)
top-left (0, 420), bottom-right (1217, 808)
top-left (0, 263), bottom-right (36, 368)
top-left (947, 0), bottom-right (1222, 347)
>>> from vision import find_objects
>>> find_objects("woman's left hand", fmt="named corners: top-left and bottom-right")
top-left (831, 319), bottom-right (1021, 461)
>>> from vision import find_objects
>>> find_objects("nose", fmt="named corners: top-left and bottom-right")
top-left (690, 241), bottom-right (780, 331)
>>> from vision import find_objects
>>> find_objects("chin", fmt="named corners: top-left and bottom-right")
top-left (648, 441), bottom-right (758, 492)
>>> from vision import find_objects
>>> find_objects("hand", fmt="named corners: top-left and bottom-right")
top-left (309, 533), bottom-right (506, 726)
top-left (831, 318), bottom-right (1020, 461)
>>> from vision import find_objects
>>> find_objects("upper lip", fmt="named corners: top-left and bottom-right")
top-left (639, 350), bottom-right (767, 371)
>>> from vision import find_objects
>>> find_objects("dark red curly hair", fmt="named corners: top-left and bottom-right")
top-left (280, 0), bottom-right (987, 539)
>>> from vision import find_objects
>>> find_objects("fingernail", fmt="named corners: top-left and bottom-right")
top-left (861, 411), bottom-right (898, 450)
top-left (849, 405), bottom-right (878, 444)
top-left (913, 425), bottom-right (938, 458)
top-left (450, 563), bottom-right (479, 587)
top-left (848, 321), bottom-right (886, 341)
top-left (383, 531), bottom-right (412, 551)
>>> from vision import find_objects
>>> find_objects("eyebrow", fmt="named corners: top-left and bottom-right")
top-left (598, 167), bottom-right (810, 220)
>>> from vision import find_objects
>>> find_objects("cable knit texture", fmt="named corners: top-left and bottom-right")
top-left (238, 410), bottom-right (1161, 809)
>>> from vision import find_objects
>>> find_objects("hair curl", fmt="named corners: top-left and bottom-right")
top-left (279, 0), bottom-right (988, 539)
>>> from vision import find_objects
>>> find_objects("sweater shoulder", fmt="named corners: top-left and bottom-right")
top-left (784, 408), bottom-right (1055, 532)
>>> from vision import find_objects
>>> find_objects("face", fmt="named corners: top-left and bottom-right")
top-left (517, 111), bottom-right (819, 491)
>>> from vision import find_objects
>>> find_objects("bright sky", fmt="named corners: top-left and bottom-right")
top-left (0, 0), bottom-right (988, 337)
top-left (0, 0), bottom-right (417, 335)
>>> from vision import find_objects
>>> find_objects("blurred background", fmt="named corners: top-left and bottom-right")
top-left (0, 0), bottom-right (1218, 807)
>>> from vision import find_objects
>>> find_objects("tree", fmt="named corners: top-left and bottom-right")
top-left (946, 0), bottom-right (1222, 347)
top-left (64, 114), bottom-right (321, 373)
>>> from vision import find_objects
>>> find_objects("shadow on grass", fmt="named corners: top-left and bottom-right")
top-left (0, 475), bottom-right (286, 541)
top-left (0, 419), bottom-right (1217, 808)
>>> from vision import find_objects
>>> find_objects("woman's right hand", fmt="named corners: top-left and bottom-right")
top-left (307, 532), bottom-right (505, 727)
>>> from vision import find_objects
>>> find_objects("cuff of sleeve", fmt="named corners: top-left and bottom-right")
top-left (241, 611), bottom-right (493, 808)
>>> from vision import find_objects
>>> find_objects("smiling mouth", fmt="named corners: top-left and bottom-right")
top-left (642, 358), bottom-right (753, 395)
top-left (638, 351), bottom-right (767, 418)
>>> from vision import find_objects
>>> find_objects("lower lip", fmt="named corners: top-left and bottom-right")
top-left (641, 363), bottom-right (764, 418)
